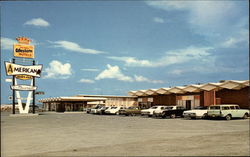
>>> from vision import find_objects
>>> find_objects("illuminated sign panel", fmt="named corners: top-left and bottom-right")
top-left (16, 75), bottom-right (33, 80)
top-left (11, 85), bottom-right (37, 91)
top-left (13, 44), bottom-right (35, 58)
top-left (5, 62), bottom-right (42, 77)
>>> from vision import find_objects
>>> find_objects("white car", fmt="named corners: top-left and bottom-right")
top-left (141, 106), bottom-right (167, 117)
top-left (183, 106), bottom-right (208, 119)
top-left (153, 106), bottom-right (176, 117)
top-left (96, 106), bottom-right (110, 115)
top-left (104, 106), bottom-right (126, 115)
top-left (207, 104), bottom-right (249, 120)
top-left (90, 106), bottom-right (102, 114)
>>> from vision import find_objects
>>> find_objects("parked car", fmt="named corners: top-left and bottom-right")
top-left (86, 108), bottom-right (91, 114)
top-left (183, 106), bottom-right (208, 119)
top-left (90, 105), bottom-right (102, 114)
top-left (119, 106), bottom-right (141, 116)
top-left (96, 106), bottom-right (110, 115)
top-left (161, 106), bottom-right (186, 118)
top-left (141, 106), bottom-right (167, 117)
top-left (153, 106), bottom-right (176, 117)
top-left (207, 104), bottom-right (249, 120)
top-left (105, 106), bottom-right (126, 115)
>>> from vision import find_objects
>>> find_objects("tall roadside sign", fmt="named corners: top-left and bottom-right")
top-left (4, 37), bottom-right (42, 114)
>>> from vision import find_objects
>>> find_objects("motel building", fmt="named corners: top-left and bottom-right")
top-left (128, 80), bottom-right (249, 110)
top-left (39, 95), bottom-right (137, 112)
top-left (39, 80), bottom-right (249, 112)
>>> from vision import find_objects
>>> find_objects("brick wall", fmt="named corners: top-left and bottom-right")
top-left (216, 87), bottom-right (249, 109)
top-left (152, 94), bottom-right (176, 105)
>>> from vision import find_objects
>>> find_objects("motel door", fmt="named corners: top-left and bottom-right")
top-left (56, 103), bottom-right (65, 112)
top-left (186, 100), bottom-right (191, 110)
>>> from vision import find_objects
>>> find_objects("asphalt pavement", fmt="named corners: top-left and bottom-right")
top-left (1, 111), bottom-right (249, 156)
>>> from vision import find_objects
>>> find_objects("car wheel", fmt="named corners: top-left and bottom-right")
top-left (170, 114), bottom-right (176, 119)
top-left (243, 113), bottom-right (248, 119)
top-left (225, 114), bottom-right (231, 121)
top-left (202, 113), bottom-right (208, 119)
top-left (161, 113), bottom-right (166, 119)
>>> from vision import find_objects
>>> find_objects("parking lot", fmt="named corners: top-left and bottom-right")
top-left (1, 112), bottom-right (249, 156)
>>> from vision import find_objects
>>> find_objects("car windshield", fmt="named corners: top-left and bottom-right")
top-left (111, 107), bottom-right (117, 109)
top-left (209, 106), bottom-right (220, 110)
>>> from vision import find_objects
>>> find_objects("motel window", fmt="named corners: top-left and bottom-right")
top-left (148, 97), bottom-right (153, 102)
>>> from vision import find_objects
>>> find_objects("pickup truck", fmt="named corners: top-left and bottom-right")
top-left (161, 106), bottom-right (187, 118)
top-left (207, 104), bottom-right (249, 120)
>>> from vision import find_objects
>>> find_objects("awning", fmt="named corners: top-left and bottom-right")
top-left (39, 97), bottom-right (107, 103)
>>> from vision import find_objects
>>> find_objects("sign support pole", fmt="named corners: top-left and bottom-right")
top-left (12, 58), bottom-right (16, 114)
top-left (32, 60), bottom-right (36, 114)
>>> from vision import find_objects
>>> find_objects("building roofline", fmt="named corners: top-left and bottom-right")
top-left (75, 94), bottom-right (137, 98)
top-left (128, 80), bottom-right (249, 96)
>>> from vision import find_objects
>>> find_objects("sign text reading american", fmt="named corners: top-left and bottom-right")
top-left (5, 62), bottom-right (42, 77)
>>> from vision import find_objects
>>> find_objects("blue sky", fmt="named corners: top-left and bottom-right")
top-left (1, 1), bottom-right (249, 104)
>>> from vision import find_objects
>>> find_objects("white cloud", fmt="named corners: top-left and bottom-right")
top-left (79, 79), bottom-right (95, 84)
top-left (146, 1), bottom-right (248, 48)
top-left (169, 69), bottom-right (184, 76)
top-left (107, 56), bottom-right (152, 67)
top-left (153, 17), bottom-right (164, 23)
top-left (169, 65), bottom-right (246, 76)
top-left (24, 18), bottom-right (50, 27)
top-left (43, 60), bottom-right (72, 79)
top-left (108, 46), bottom-right (213, 67)
top-left (95, 64), bottom-right (164, 84)
top-left (81, 68), bottom-right (99, 72)
top-left (220, 29), bottom-right (249, 48)
top-left (146, 1), bottom-right (238, 31)
top-left (95, 64), bottom-right (133, 82)
top-left (1, 37), bottom-right (39, 50)
top-left (134, 75), bottom-right (164, 84)
top-left (1, 37), bottom-right (17, 50)
top-left (49, 40), bottom-right (105, 54)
